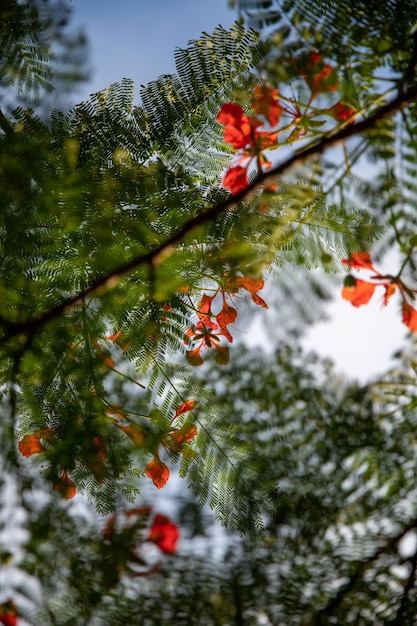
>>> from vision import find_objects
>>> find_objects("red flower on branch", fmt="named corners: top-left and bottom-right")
top-left (341, 277), bottom-right (377, 307)
top-left (147, 514), bottom-right (180, 554)
top-left (173, 400), bottom-right (197, 419)
top-left (185, 318), bottom-right (230, 366)
top-left (145, 454), bottom-right (170, 489)
top-left (300, 50), bottom-right (339, 98)
top-left (223, 165), bottom-right (250, 194)
top-left (235, 275), bottom-right (269, 309)
top-left (217, 99), bottom-right (279, 194)
top-left (162, 422), bottom-right (198, 454)
top-left (216, 102), bottom-right (258, 149)
top-left (341, 251), bottom-right (417, 332)
top-left (328, 100), bottom-right (356, 124)
top-left (115, 422), bottom-right (146, 448)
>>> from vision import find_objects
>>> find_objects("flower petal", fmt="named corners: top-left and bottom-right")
top-left (174, 400), bottom-right (197, 419)
top-left (147, 514), bottom-right (180, 554)
top-left (342, 278), bottom-right (376, 307)
top-left (145, 455), bottom-right (170, 489)
top-left (402, 301), bottom-right (417, 332)
top-left (342, 251), bottom-right (375, 271)
top-left (53, 471), bottom-right (76, 500)
top-left (251, 85), bottom-right (282, 127)
top-left (223, 166), bottom-right (249, 194)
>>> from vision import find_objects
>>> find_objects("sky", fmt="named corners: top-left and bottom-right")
top-left (71, 0), bottom-right (236, 98)
top-left (70, 0), bottom-right (407, 383)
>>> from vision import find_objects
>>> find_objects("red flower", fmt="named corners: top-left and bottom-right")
top-left (173, 400), bottom-right (197, 419)
top-left (402, 301), bottom-right (417, 332)
top-left (147, 514), bottom-right (180, 554)
top-left (0, 600), bottom-right (17, 626)
top-left (145, 455), bottom-right (170, 489)
top-left (216, 300), bottom-right (237, 342)
top-left (217, 99), bottom-right (279, 194)
top-left (216, 103), bottom-right (257, 149)
top-left (185, 318), bottom-right (230, 366)
top-left (342, 251), bottom-right (376, 271)
top-left (85, 436), bottom-right (107, 484)
top-left (301, 51), bottom-right (339, 97)
top-left (18, 428), bottom-right (52, 457)
top-left (251, 84), bottom-right (282, 127)
top-left (236, 276), bottom-right (269, 309)
top-left (223, 165), bottom-right (250, 194)
top-left (328, 100), bottom-right (356, 124)
top-left (53, 471), bottom-right (76, 500)
top-left (163, 423), bottom-right (198, 454)
top-left (341, 277), bottom-right (377, 307)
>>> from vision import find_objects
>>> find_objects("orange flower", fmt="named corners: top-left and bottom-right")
top-left (53, 471), bottom-right (76, 500)
top-left (174, 400), bottom-right (197, 419)
top-left (341, 277), bottom-right (376, 307)
top-left (18, 428), bottom-right (52, 457)
top-left (236, 275), bottom-right (269, 308)
top-left (251, 84), bottom-right (281, 127)
top-left (147, 514), bottom-right (180, 554)
top-left (342, 251), bottom-right (376, 271)
top-left (115, 423), bottom-right (146, 448)
top-left (402, 301), bottom-right (417, 332)
top-left (383, 282), bottom-right (397, 305)
top-left (106, 329), bottom-right (130, 351)
top-left (145, 455), bottom-right (170, 489)
top-left (185, 318), bottom-right (230, 366)
top-left (163, 423), bottom-right (198, 454)
top-left (216, 300), bottom-right (237, 342)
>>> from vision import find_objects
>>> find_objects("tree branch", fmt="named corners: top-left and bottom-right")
top-left (2, 82), bottom-right (417, 347)
top-left (313, 517), bottom-right (417, 623)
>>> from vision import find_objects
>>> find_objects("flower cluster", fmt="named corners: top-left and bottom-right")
top-left (217, 51), bottom-right (356, 195)
top-left (18, 399), bottom-right (198, 495)
top-left (18, 415), bottom-right (108, 499)
top-left (341, 251), bottom-right (417, 332)
top-left (216, 86), bottom-right (280, 194)
top-left (143, 400), bottom-right (197, 489)
top-left (184, 275), bottom-right (268, 366)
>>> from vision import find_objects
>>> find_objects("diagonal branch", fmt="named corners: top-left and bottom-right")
top-left (2, 82), bottom-right (417, 346)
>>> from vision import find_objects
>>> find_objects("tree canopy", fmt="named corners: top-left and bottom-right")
top-left (2, 0), bottom-right (417, 624)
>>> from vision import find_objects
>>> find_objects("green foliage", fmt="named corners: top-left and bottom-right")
top-left (5, 340), bottom-right (417, 624)
top-left (3, 0), bottom-right (417, 621)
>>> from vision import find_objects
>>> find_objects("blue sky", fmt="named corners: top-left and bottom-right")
top-left (71, 0), bottom-right (236, 98)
